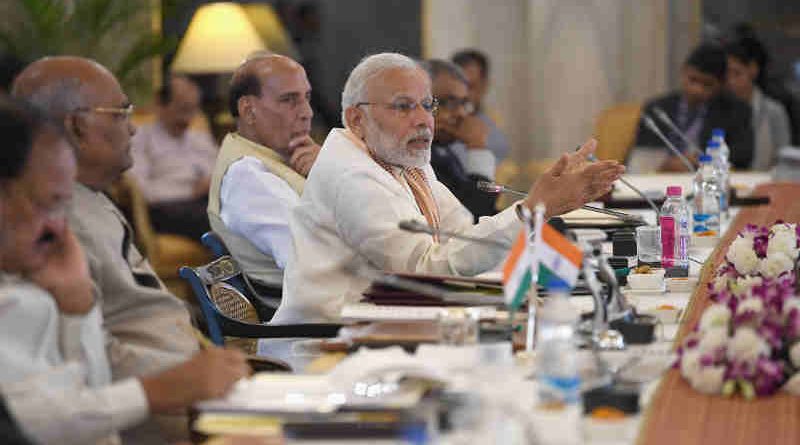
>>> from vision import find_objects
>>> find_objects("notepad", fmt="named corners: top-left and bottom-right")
top-left (340, 303), bottom-right (499, 322)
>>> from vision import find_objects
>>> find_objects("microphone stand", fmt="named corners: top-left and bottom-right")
top-left (397, 220), bottom-right (511, 249)
top-left (643, 115), bottom-right (696, 173)
top-left (653, 107), bottom-right (702, 156)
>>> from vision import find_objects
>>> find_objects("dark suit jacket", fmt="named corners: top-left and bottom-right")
top-left (430, 143), bottom-right (497, 222)
top-left (633, 91), bottom-right (754, 169)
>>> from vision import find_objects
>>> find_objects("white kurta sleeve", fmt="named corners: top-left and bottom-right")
top-left (332, 168), bottom-right (521, 277)
top-left (220, 157), bottom-right (299, 269)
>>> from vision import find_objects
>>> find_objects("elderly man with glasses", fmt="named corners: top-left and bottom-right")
top-left (12, 56), bottom-right (205, 442)
top-left (270, 53), bottom-right (624, 341)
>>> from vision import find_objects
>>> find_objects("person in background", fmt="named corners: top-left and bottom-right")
top-left (725, 41), bottom-right (791, 170)
top-left (207, 53), bottom-right (320, 302)
top-left (0, 95), bottom-right (248, 445)
top-left (452, 48), bottom-right (512, 162)
top-left (424, 59), bottom-right (497, 220)
top-left (130, 75), bottom-right (217, 241)
top-left (631, 43), bottom-right (753, 172)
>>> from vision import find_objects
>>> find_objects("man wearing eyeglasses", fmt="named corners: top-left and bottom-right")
top-left (424, 59), bottom-right (497, 220)
top-left (12, 56), bottom-right (204, 442)
top-left (271, 53), bottom-right (624, 339)
top-left (207, 53), bottom-right (320, 305)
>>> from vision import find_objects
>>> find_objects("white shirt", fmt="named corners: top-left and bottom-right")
top-left (0, 275), bottom-right (148, 445)
top-left (275, 128), bottom-right (522, 325)
top-left (130, 122), bottom-right (218, 204)
top-left (219, 156), bottom-right (299, 270)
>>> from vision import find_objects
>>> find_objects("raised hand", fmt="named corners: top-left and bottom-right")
top-left (141, 347), bottom-right (251, 414)
top-left (526, 138), bottom-right (625, 217)
top-left (288, 134), bottom-right (321, 177)
top-left (28, 226), bottom-right (95, 315)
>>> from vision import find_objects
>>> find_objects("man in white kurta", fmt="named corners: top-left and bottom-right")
top-left (274, 53), bottom-right (625, 327)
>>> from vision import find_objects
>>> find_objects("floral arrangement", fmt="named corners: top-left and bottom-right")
top-left (677, 222), bottom-right (800, 398)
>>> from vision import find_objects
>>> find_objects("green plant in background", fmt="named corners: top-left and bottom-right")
top-left (0, 0), bottom-right (186, 102)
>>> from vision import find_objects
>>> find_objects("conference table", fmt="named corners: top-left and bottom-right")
top-left (198, 172), bottom-right (800, 444)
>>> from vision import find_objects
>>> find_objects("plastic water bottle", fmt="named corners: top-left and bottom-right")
top-left (709, 129), bottom-right (731, 216)
top-left (660, 185), bottom-right (691, 271)
top-left (536, 284), bottom-right (580, 407)
top-left (692, 154), bottom-right (721, 237)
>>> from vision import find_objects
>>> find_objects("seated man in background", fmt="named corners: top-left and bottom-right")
top-left (208, 53), bottom-right (320, 300)
top-left (631, 43), bottom-right (753, 172)
top-left (452, 49), bottom-right (512, 163)
top-left (425, 59), bottom-right (497, 220)
top-left (725, 41), bottom-right (791, 170)
top-left (276, 52), bottom-right (624, 327)
top-left (0, 96), bottom-right (248, 445)
top-left (12, 56), bottom-right (202, 442)
top-left (130, 75), bottom-right (217, 241)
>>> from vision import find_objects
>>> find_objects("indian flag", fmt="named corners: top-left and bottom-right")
top-left (536, 223), bottom-right (583, 288)
top-left (502, 230), bottom-right (534, 310)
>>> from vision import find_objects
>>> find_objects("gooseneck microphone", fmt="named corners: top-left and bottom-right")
top-left (585, 155), bottom-right (661, 216)
top-left (652, 107), bottom-right (702, 156)
top-left (476, 181), bottom-right (645, 223)
top-left (642, 115), bottom-right (696, 173)
top-left (398, 219), bottom-right (511, 249)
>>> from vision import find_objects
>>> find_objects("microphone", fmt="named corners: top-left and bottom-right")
top-left (398, 219), bottom-right (511, 249)
top-left (642, 115), bottom-right (696, 173)
top-left (653, 107), bottom-right (702, 156)
top-left (477, 180), bottom-right (645, 223)
top-left (586, 154), bottom-right (661, 216)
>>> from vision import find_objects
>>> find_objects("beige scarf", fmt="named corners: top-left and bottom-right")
top-left (342, 129), bottom-right (440, 242)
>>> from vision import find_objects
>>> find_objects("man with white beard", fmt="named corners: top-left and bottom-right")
top-left (274, 52), bottom-right (624, 327)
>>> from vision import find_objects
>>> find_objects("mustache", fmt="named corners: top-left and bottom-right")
top-left (403, 128), bottom-right (433, 143)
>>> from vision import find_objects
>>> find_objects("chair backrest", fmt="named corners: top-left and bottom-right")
top-left (594, 103), bottom-right (642, 163)
top-left (106, 173), bottom-right (158, 259)
top-left (201, 231), bottom-right (230, 258)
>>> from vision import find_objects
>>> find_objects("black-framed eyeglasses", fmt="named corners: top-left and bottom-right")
top-left (356, 97), bottom-right (438, 116)
top-left (437, 96), bottom-right (475, 114)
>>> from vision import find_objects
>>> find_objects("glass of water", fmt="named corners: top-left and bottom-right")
top-left (636, 225), bottom-right (662, 265)
top-left (437, 308), bottom-right (479, 345)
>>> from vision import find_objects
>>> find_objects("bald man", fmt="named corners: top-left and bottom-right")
top-left (207, 54), bottom-right (319, 307)
top-left (129, 75), bottom-right (217, 241)
top-left (13, 56), bottom-right (201, 442)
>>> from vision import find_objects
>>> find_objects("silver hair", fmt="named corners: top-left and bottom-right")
top-left (340, 52), bottom-right (424, 126)
top-left (14, 77), bottom-right (87, 129)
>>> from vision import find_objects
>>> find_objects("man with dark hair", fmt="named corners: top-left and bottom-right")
top-left (631, 43), bottom-right (754, 171)
top-left (207, 53), bottom-right (319, 301)
top-left (451, 48), bottom-right (511, 162)
top-left (424, 59), bottom-right (497, 220)
top-left (129, 75), bottom-right (217, 241)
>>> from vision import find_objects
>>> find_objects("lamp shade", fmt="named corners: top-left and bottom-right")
top-left (171, 2), bottom-right (266, 73)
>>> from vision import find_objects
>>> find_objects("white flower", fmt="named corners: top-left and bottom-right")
top-left (697, 327), bottom-right (728, 355)
top-left (783, 373), bottom-right (800, 396)
top-left (727, 236), bottom-right (759, 275)
top-left (736, 298), bottom-right (764, 317)
top-left (791, 343), bottom-right (800, 368)
top-left (710, 275), bottom-right (731, 294)
top-left (759, 252), bottom-right (795, 278)
top-left (770, 223), bottom-right (797, 236)
top-left (730, 276), bottom-right (763, 298)
top-left (680, 349), bottom-right (702, 378)
top-left (699, 304), bottom-right (732, 333)
top-left (767, 230), bottom-right (800, 260)
top-left (726, 328), bottom-right (770, 364)
top-left (687, 365), bottom-right (726, 394)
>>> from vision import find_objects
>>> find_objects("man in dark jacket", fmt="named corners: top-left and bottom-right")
top-left (632, 43), bottom-right (754, 171)
top-left (424, 59), bottom-right (497, 221)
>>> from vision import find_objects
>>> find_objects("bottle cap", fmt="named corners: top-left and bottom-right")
top-left (707, 140), bottom-right (720, 149)
top-left (711, 128), bottom-right (725, 137)
top-left (666, 186), bottom-right (682, 196)
top-left (699, 154), bottom-right (712, 163)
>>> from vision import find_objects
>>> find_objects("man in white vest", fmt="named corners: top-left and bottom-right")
top-left (276, 52), bottom-right (625, 325)
top-left (208, 54), bottom-right (320, 302)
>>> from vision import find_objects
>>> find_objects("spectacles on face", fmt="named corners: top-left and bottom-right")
top-left (76, 103), bottom-right (135, 121)
top-left (356, 97), bottom-right (438, 116)
top-left (436, 96), bottom-right (475, 114)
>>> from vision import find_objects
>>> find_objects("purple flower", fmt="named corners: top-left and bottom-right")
top-left (754, 235), bottom-right (769, 258)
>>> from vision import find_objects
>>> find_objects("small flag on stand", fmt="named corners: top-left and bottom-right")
top-left (502, 230), bottom-right (534, 311)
